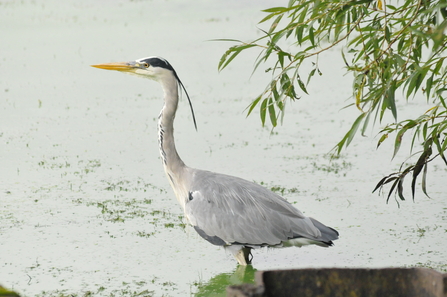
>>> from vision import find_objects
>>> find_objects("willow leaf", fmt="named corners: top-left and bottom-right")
top-left (393, 125), bottom-right (410, 159)
top-left (297, 76), bottom-right (308, 95)
top-left (260, 98), bottom-right (268, 126)
top-left (432, 130), bottom-right (447, 165)
top-left (372, 175), bottom-right (389, 193)
top-left (247, 95), bottom-right (262, 117)
top-left (387, 178), bottom-right (400, 204)
top-left (268, 97), bottom-right (277, 127)
top-left (387, 81), bottom-right (397, 120)
top-left (421, 163), bottom-right (430, 198)
top-left (262, 6), bottom-right (288, 13)
top-left (347, 113), bottom-right (366, 146)
top-left (397, 178), bottom-right (405, 201)
top-left (377, 133), bottom-right (388, 148)
top-left (411, 146), bottom-right (432, 200)
top-left (335, 113), bottom-right (366, 154)
top-left (218, 43), bottom-right (258, 71)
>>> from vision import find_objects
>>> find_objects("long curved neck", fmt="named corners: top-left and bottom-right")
top-left (158, 74), bottom-right (186, 183)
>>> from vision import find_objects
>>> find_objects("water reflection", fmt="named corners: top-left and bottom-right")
top-left (194, 265), bottom-right (256, 297)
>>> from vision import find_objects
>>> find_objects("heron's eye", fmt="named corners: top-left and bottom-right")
top-left (143, 63), bottom-right (149, 68)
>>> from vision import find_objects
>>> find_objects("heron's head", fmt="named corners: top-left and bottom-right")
top-left (92, 56), bottom-right (197, 130)
top-left (91, 56), bottom-right (176, 82)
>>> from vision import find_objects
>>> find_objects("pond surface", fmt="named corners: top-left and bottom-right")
top-left (1, 1), bottom-right (446, 296)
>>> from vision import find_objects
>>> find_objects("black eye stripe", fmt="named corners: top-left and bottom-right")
top-left (141, 57), bottom-right (174, 71)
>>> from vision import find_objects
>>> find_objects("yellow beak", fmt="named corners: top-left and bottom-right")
top-left (91, 62), bottom-right (135, 72)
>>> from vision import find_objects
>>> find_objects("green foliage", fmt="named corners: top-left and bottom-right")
top-left (0, 285), bottom-right (21, 297)
top-left (219, 0), bottom-right (447, 201)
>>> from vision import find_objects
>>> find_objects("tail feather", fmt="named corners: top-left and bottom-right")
top-left (309, 217), bottom-right (339, 242)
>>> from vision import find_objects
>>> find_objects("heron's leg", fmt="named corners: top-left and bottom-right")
top-left (226, 245), bottom-right (253, 265)
top-left (242, 247), bottom-right (253, 265)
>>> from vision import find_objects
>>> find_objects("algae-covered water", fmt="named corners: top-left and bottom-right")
top-left (1, 1), bottom-right (446, 296)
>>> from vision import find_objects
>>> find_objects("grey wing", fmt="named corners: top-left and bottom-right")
top-left (184, 169), bottom-right (337, 247)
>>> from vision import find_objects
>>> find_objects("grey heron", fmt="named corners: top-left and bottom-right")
top-left (92, 56), bottom-right (339, 265)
